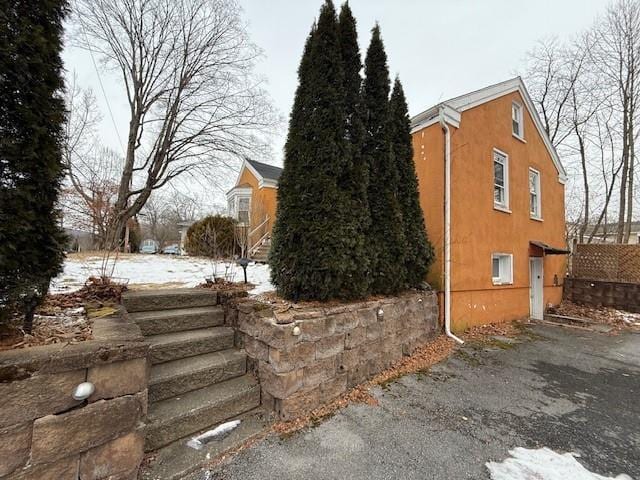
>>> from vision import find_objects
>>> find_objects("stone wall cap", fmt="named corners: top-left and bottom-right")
top-left (0, 311), bottom-right (147, 379)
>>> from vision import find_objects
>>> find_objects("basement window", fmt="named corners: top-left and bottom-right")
top-left (492, 253), bottom-right (513, 285)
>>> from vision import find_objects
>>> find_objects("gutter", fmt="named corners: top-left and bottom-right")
top-left (438, 107), bottom-right (464, 345)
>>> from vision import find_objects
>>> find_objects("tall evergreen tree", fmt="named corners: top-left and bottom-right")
top-left (362, 25), bottom-right (406, 294)
top-left (270, 1), bottom-right (368, 300)
top-left (390, 78), bottom-right (435, 286)
top-left (0, 0), bottom-right (68, 331)
top-left (337, 2), bottom-right (370, 297)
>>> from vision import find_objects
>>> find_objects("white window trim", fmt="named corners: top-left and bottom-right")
top-left (492, 253), bottom-right (514, 286)
top-left (227, 191), bottom-right (252, 223)
top-left (493, 148), bottom-right (510, 212)
top-left (512, 101), bottom-right (525, 142)
top-left (529, 167), bottom-right (543, 221)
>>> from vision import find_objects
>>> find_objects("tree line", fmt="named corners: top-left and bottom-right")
top-left (269, 1), bottom-right (434, 301)
top-left (525, 0), bottom-right (640, 243)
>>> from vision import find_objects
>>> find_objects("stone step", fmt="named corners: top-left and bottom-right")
top-left (147, 327), bottom-right (235, 365)
top-left (145, 374), bottom-right (261, 452)
top-left (149, 350), bottom-right (247, 403)
top-left (140, 409), bottom-right (271, 480)
top-left (122, 289), bottom-right (218, 313)
top-left (130, 306), bottom-right (225, 336)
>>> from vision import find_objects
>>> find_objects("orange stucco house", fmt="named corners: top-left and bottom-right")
top-left (227, 159), bottom-right (282, 261)
top-left (228, 77), bottom-right (568, 331)
top-left (411, 77), bottom-right (568, 332)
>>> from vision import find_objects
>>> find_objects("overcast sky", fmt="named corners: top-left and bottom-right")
top-left (62, 0), bottom-right (609, 206)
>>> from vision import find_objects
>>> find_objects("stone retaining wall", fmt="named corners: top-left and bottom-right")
top-left (231, 291), bottom-right (439, 420)
top-left (0, 311), bottom-right (148, 480)
top-left (564, 277), bottom-right (640, 313)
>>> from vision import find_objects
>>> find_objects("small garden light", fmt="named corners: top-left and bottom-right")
top-left (72, 381), bottom-right (95, 401)
top-left (237, 258), bottom-right (249, 284)
top-left (377, 307), bottom-right (384, 321)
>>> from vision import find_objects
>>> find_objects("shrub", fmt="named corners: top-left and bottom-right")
top-left (185, 215), bottom-right (238, 258)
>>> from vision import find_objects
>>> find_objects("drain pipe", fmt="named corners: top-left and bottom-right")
top-left (439, 106), bottom-right (464, 345)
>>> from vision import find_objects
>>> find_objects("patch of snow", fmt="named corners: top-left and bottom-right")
top-left (615, 309), bottom-right (640, 326)
top-left (487, 447), bottom-right (632, 480)
top-left (50, 254), bottom-right (274, 296)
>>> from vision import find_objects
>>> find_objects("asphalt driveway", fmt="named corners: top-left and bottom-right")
top-left (201, 325), bottom-right (640, 479)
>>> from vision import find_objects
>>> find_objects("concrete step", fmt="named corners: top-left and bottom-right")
top-left (145, 374), bottom-right (261, 451)
top-left (130, 306), bottom-right (225, 336)
top-left (122, 289), bottom-right (218, 313)
top-left (149, 350), bottom-right (247, 403)
top-left (147, 327), bottom-right (235, 365)
top-left (140, 409), bottom-right (271, 480)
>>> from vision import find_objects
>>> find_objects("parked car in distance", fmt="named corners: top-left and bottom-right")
top-left (162, 244), bottom-right (181, 255)
top-left (140, 239), bottom-right (159, 254)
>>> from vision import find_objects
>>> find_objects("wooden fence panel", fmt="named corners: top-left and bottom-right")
top-left (572, 244), bottom-right (640, 283)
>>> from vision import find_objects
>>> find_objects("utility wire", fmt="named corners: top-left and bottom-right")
top-left (79, 20), bottom-right (125, 156)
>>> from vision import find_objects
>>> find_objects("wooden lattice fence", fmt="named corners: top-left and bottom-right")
top-left (572, 244), bottom-right (640, 283)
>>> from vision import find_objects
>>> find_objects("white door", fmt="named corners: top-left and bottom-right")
top-left (529, 257), bottom-right (544, 320)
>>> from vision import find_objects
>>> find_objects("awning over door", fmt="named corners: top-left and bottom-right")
top-left (529, 240), bottom-right (570, 255)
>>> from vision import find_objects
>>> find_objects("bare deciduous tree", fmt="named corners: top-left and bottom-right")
top-left (589, 0), bottom-right (640, 242)
top-left (60, 146), bottom-right (123, 248)
top-left (525, 0), bottom-right (640, 243)
top-left (73, 0), bottom-right (275, 250)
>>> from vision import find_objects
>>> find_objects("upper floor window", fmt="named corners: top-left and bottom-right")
top-left (237, 196), bottom-right (250, 225)
top-left (529, 168), bottom-right (542, 220)
top-left (512, 102), bottom-right (524, 139)
top-left (493, 149), bottom-right (509, 211)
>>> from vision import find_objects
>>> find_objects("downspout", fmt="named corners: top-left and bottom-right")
top-left (439, 106), bottom-right (464, 344)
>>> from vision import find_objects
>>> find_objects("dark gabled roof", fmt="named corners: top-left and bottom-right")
top-left (246, 159), bottom-right (283, 182)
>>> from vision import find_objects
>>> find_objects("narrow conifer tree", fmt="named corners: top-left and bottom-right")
top-left (362, 25), bottom-right (406, 294)
top-left (270, 1), bottom-right (368, 300)
top-left (337, 2), bottom-right (370, 297)
top-left (390, 78), bottom-right (435, 286)
top-left (0, 0), bottom-right (68, 331)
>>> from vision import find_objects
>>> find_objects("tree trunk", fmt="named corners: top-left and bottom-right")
top-left (577, 127), bottom-right (589, 243)
top-left (624, 112), bottom-right (635, 243)
top-left (617, 103), bottom-right (630, 243)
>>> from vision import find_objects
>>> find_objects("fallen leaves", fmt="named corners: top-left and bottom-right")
top-left (548, 301), bottom-right (640, 330)
top-left (272, 335), bottom-right (456, 436)
top-left (1, 277), bottom-right (126, 351)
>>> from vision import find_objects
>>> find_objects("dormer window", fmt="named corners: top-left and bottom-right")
top-left (512, 102), bottom-right (524, 140)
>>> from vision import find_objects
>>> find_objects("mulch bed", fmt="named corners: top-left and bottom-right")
top-left (198, 278), bottom-right (254, 292)
top-left (0, 277), bottom-right (127, 352)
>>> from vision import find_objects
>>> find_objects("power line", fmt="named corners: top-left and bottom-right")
top-left (78, 20), bottom-right (125, 156)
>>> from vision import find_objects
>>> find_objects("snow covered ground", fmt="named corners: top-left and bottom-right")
top-left (486, 447), bottom-right (633, 480)
top-left (50, 253), bottom-right (273, 295)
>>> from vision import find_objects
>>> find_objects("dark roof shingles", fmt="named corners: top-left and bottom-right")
top-left (247, 159), bottom-right (282, 182)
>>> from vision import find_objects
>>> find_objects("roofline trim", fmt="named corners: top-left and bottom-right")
top-left (410, 77), bottom-right (567, 184)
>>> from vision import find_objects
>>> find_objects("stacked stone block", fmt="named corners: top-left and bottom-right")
top-left (235, 291), bottom-right (438, 420)
top-left (0, 314), bottom-right (148, 480)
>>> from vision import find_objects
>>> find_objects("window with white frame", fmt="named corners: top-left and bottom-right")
top-left (529, 168), bottom-right (542, 219)
top-left (493, 149), bottom-right (509, 210)
top-left (512, 102), bottom-right (524, 139)
top-left (237, 196), bottom-right (250, 225)
top-left (492, 253), bottom-right (513, 285)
